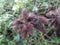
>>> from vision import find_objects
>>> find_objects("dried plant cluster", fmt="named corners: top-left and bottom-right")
top-left (46, 7), bottom-right (60, 37)
top-left (13, 7), bottom-right (60, 39)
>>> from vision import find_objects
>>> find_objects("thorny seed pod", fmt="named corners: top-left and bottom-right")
top-left (46, 7), bottom-right (60, 37)
top-left (46, 7), bottom-right (60, 27)
top-left (13, 19), bottom-right (34, 39)
top-left (13, 9), bottom-right (49, 39)
top-left (28, 12), bottom-right (49, 34)
top-left (13, 9), bottom-right (34, 39)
